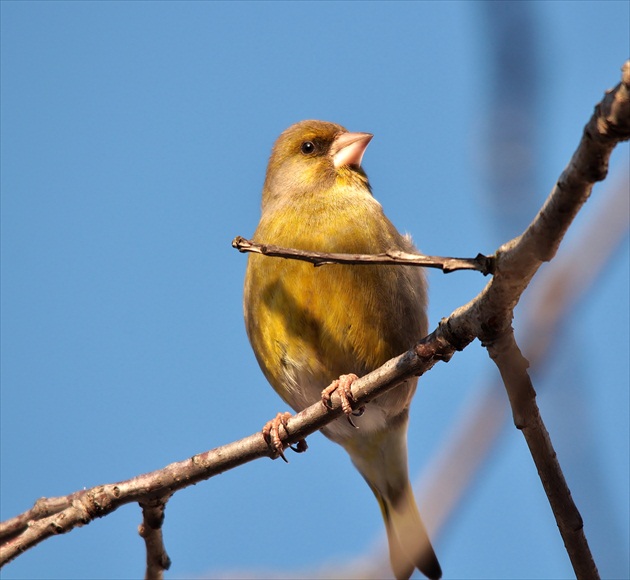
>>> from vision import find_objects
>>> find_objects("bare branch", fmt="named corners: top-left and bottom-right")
top-left (232, 236), bottom-right (495, 275)
top-left (0, 331), bottom-right (457, 567)
top-left (139, 496), bottom-right (172, 580)
top-left (0, 493), bottom-right (79, 544)
top-left (487, 330), bottom-right (598, 579)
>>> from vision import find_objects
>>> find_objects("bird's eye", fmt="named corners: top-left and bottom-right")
top-left (300, 141), bottom-right (316, 155)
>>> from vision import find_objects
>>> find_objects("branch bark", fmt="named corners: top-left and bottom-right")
top-left (1, 61), bottom-right (628, 576)
top-left (232, 236), bottom-right (495, 275)
top-left (487, 330), bottom-right (597, 578)
top-left (139, 495), bottom-right (171, 580)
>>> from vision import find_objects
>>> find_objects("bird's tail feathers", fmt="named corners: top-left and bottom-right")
top-left (375, 481), bottom-right (442, 580)
top-left (346, 420), bottom-right (442, 580)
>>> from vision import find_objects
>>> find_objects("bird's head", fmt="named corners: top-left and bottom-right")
top-left (262, 120), bottom-right (373, 210)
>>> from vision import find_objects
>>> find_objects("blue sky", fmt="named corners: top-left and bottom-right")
top-left (1, 2), bottom-right (628, 579)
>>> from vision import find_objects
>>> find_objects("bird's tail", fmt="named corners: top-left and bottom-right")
top-left (374, 478), bottom-right (442, 580)
top-left (345, 418), bottom-right (441, 580)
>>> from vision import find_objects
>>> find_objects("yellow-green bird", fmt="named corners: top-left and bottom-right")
top-left (243, 120), bottom-right (441, 580)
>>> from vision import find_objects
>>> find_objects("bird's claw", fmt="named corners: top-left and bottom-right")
top-left (321, 373), bottom-right (362, 428)
top-left (290, 439), bottom-right (309, 454)
top-left (262, 412), bottom-right (307, 462)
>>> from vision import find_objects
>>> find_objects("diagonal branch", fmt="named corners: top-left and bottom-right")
top-left (486, 330), bottom-right (598, 579)
top-left (0, 332), bottom-right (458, 567)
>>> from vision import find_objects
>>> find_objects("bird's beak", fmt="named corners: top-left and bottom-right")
top-left (331, 131), bottom-right (373, 168)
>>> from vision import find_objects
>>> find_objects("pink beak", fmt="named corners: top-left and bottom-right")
top-left (331, 131), bottom-right (373, 168)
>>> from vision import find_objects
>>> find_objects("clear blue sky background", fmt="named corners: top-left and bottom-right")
top-left (1, 2), bottom-right (628, 579)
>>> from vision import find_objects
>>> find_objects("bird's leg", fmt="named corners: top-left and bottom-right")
top-left (262, 412), bottom-right (308, 463)
top-left (321, 373), bottom-right (365, 428)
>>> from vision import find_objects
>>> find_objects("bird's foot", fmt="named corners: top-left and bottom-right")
top-left (262, 412), bottom-right (308, 463)
top-left (321, 373), bottom-right (365, 428)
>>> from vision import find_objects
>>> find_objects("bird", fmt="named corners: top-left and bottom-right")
top-left (243, 120), bottom-right (441, 580)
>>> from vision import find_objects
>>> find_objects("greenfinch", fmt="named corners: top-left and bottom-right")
top-left (243, 120), bottom-right (441, 580)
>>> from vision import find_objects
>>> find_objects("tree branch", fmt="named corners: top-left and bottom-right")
top-left (231, 236), bottom-right (495, 275)
top-left (486, 330), bottom-right (598, 578)
top-left (138, 495), bottom-right (172, 580)
top-left (0, 331), bottom-right (456, 567)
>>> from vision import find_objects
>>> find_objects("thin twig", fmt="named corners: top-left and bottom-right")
top-left (139, 496), bottom-right (172, 580)
top-left (231, 236), bottom-right (495, 275)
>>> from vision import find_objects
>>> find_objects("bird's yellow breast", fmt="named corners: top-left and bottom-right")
top-left (243, 187), bottom-right (427, 412)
